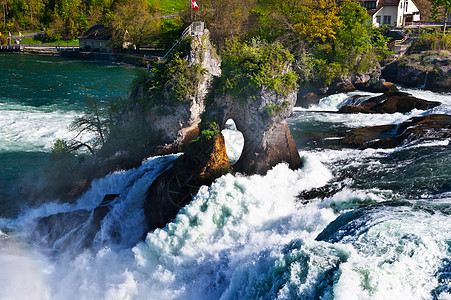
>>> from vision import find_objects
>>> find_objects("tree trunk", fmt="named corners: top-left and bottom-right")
top-left (444, 9), bottom-right (448, 35)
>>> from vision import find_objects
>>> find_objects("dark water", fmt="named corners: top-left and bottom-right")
top-left (0, 54), bottom-right (140, 216)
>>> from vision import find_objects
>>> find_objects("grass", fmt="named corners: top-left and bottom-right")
top-left (150, 0), bottom-right (187, 15)
top-left (20, 37), bottom-right (78, 46)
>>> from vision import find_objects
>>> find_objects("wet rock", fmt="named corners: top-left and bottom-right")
top-left (144, 132), bottom-right (231, 230)
top-left (340, 114), bottom-right (451, 149)
top-left (32, 194), bottom-right (119, 251)
top-left (211, 89), bottom-right (302, 175)
top-left (296, 68), bottom-right (397, 108)
top-left (338, 91), bottom-right (441, 114)
top-left (382, 52), bottom-right (451, 92)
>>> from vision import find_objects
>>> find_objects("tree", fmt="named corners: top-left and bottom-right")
top-left (110, 0), bottom-right (161, 50)
top-left (257, 0), bottom-right (341, 55)
top-left (194, 0), bottom-right (256, 49)
top-left (334, 0), bottom-right (373, 71)
top-left (69, 96), bottom-right (119, 151)
top-left (429, 0), bottom-right (451, 34)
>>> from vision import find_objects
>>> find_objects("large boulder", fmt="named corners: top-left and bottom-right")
top-left (338, 91), bottom-right (441, 114)
top-left (144, 132), bottom-right (230, 230)
top-left (340, 114), bottom-right (451, 149)
top-left (211, 89), bottom-right (302, 175)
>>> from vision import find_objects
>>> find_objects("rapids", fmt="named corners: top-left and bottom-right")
top-left (0, 54), bottom-right (450, 299)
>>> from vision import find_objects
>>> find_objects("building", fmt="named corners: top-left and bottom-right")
top-left (78, 25), bottom-right (113, 52)
top-left (359, 0), bottom-right (421, 27)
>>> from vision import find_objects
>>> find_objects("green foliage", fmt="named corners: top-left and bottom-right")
top-left (220, 38), bottom-right (298, 104)
top-left (264, 101), bottom-right (290, 116)
top-left (409, 32), bottom-right (451, 52)
top-left (191, 121), bottom-right (220, 145)
top-left (51, 139), bottom-right (72, 160)
top-left (154, 17), bottom-right (184, 50)
top-left (370, 26), bottom-right (393, 62)
top-left (429, 0), bottom-right (451, 33)
top-left (133, 41), bottom-right (206, 107)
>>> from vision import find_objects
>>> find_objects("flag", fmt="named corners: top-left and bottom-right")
top-left (19, 32), bottom-right (23, 37)
top-left (192, 0), bottom-right (199, 10)
top-left (8, 32), bottom-right (11, 37)
top-left (0, 32), bottom-right (2, 36)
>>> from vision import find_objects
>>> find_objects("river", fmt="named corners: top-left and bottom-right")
top-left (0, 53), bottom-right (450, 299)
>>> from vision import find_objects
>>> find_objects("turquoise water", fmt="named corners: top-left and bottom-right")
top-left (0, 54), bottom-right (450, 299)
top-left (0, 54), bottom-right (140, 216)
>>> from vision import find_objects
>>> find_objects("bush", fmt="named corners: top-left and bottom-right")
top-left (45, 29), bottom-right (62, 43)
top-left (219, 39), bottom-right (298, 104)
top-left (130, 38), bottom-right (206, 108)
top-left (409, 33), bottom-right (451, 53)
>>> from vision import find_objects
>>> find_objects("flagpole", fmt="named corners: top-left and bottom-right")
top-left (190, 0), bottom-right (193, 22)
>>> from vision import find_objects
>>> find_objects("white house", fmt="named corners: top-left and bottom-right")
top-left (359, 0), bottom-right (421, 27)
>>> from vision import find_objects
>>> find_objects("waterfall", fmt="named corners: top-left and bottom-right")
top-left (420, 71), bottom-right (429, 89)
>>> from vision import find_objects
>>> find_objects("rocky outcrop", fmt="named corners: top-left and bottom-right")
top-left (382, 51), bottom-right (451, 92)
top-left (141, 27), bottom-right (303, 230)
top-left (340, 114), bottom-right (451, 149)
top-left (144, 132), bottom-right (230, 230)
top-left (338, 91), bottom-right (441, 114)
top-left (146, 29), bottom-right (221, 154)
top-left (209, 89), bottom-right (302, 175)
top-left (296, 67), bottom-right (398, 108)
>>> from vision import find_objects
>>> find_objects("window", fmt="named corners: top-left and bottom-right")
top-left (383, 15), bottom-right (391, 24)
top-left (362, 1), bottom-right (377, 9)
top-left (91, 42), bottom-right (95, 48)
top-left (376, 16), bottom-right (381, 24)
top-left (83, 42), bottom-right (87, 47)
top-left (99, 43), bottom-right (102, 49)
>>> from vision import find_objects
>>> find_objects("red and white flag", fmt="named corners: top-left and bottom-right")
top-left (192, 0), bottom-right (199, 10)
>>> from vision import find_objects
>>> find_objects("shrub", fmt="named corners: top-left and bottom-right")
top-left (131, 37), bottom-right (206, 108)
top-left (409, 33), bottom-right (451, 53)
top-left (220, 39), bottom-right (298, 104)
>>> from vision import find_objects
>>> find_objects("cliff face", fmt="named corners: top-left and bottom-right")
top-left (146, 29), bottom-right (222, 154)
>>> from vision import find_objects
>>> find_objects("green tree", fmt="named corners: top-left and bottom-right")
top-left (429, 0), bottom-right (451, 34)
top-left (111, 0), bottom-right (161, 50)
top-left (194, 0), bottom-right (256, 49)
top-left (334, 0), bottom-right (373, 72)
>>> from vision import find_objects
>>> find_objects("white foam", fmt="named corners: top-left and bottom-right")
top-left (333, 206), bottom-right (451, 300)
top-left (0, 103), bottom-right (91, 152)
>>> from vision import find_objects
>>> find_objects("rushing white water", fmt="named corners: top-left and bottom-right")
top-left (0, 86), bottom-right (450, 299)
top-left (0, 103), bottom-right (92, 152)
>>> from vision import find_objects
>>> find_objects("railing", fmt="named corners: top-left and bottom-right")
top-left (162, 22), bottom-right (205, 60)
top-left (0, 45), bottom-right (22, 51)
top-left (388, 35), bottom-right (408, 48)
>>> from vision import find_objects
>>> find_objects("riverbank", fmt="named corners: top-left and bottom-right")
top-left (6, 45), bottom-right (162, 68)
